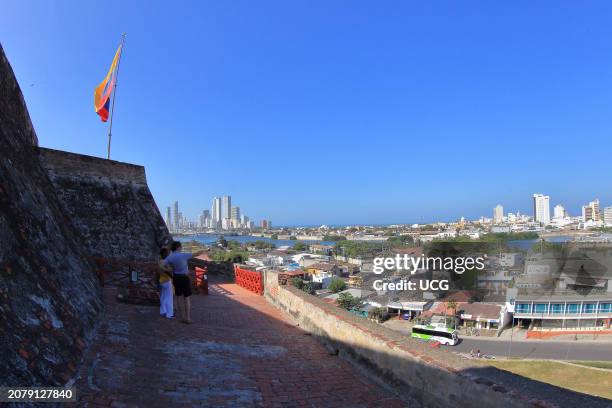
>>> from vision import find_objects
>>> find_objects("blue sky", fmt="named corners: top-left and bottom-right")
top-left (2, 1), bottom-right (611, 226)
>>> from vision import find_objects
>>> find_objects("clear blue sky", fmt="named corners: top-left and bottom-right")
top-left (2, 2), bottom-right (611, 226)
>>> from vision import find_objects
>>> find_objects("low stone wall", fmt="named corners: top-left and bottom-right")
top-left (263, 270), bottom-right (608, 408)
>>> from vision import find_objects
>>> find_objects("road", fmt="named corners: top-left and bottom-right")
top-left (454, 337), bottom-right (612, 361)
top-left (383, 321), bottom-right (612, 361)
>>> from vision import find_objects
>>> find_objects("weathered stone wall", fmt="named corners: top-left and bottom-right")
top-left (0, 44), bottom-right (104, 386)
top-left (263, 270), bottom-right (610, 408)
top-left (38, 147), bottom-right (171, 262)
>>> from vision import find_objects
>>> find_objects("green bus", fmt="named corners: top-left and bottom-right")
top-left (411, 324), bottom-right (459, 346)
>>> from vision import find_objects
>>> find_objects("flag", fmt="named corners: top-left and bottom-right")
top-left (94, 44), bottom-right (122, 122)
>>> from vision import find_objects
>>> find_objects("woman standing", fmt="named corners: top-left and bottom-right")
top-left (158, 247), bottom-right (174, 319)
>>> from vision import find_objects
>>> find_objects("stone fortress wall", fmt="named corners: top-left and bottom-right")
top-left (0, 43), bottom-right (169, 387)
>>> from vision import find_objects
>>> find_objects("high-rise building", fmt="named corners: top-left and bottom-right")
top-left (261, 220), bottom-right (268, 229)
top-left (165, 206), bottom-right (172, 229)
top-left (211, 197), bottom-right (222, 228)
top-left (199, 210), bottom-right (210, 228)
top-left (553, 204), bottom-right (566, 219)
top-left (231, 206), bottom-right (241, 221)
top-left (241, 215), bottom-right (249, 226)
top-left (222, 195), bottom-right (232, 220)
top-left (533, 194), bottom-right (550, 225)
top-left (604, 206), bottom-right (612, 226)
top-left (493, 205), bottom-right (504, 224)
top-left (173, 201), bottom-right (179, 230)
top-left (582, 199), bottom-right (600, 222)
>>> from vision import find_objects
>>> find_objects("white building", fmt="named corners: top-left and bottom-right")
top-left (533, 194), bottom-right (550, 225)
top-left (553, 204), bottom-right (566, 219)
top-left (222, 195), bottom-right (232, 220)
top-left (604, 206), bottom-right (612, 226)
top-left (582, 199), bottom-right (600, 222)
top-left (493, 204), bottom-right (504, 224)
top-left (211, 197), bottom-right (222, 229)
top-left (231, 206), bottom-right (241, 222)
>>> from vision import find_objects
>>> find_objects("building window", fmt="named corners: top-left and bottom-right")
top-left (582, 303), bottom-right (596, 314)
top-left (598, 303), bottom-right (611, 313)
top-left (566, 303), bottom-right (580, 314)
top-left (550, 303), bottom-right (564, 314)
top-left (515, 303), bottom-right (531, 313)
top-left (533, 303), bottom-right (548, 313)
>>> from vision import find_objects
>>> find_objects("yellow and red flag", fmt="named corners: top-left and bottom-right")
top-left (94, 44), bottom-right (122, 122)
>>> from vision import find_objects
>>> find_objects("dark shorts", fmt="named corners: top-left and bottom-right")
top-left (173, 274), bottom-right (192, 297)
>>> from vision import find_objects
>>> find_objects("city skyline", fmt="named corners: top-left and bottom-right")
top-left (2, 2), bottom-right (612, 225)
top-left (165, 191), bottom-right (610, 229)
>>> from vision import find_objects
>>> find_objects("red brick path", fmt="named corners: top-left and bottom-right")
top-left (75, 279), bottom-right (409, 407)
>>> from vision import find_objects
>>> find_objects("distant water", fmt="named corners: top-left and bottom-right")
top-left (175, 233), bottom-right (336, 248)
top-left (506, 236), bottom-right (573, 251)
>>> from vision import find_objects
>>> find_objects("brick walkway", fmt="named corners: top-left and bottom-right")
top-left (75, 279), bottom-right (409, 407)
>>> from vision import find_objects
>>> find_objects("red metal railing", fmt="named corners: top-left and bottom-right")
top-left (194, 266), bottom-right (209, 295)
top-left (234, 265), bottom-right (264, 295)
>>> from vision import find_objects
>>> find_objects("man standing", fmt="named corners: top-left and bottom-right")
top-left (164, 241), bottom-right (194, 324)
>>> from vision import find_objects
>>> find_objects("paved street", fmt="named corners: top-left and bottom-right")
top-left (383, 319), bottom-right (612, 361)
top-left (454, 337), bottom-right (612, 361)
top-left (75, 280), bottom-right (409, 407)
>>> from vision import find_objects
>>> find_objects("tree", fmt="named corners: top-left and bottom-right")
top-left (271, 233), bottom-right (279, 240)
top-left (328, 278), bottom-right (347, 293)
top-left (218, 236), bottom-right (228, 248)
top-left (323, 234), bottom-right (347, 242)
top-left (387, 235), bottom-right (415, 247)
top-left (369, 307), bottom-right (389, 323)
top-left (290, 277), bottom-right (305, 290)
top-left (337, 292), bottom-right (361, 310)
top-left (293, 241), bottom-right (308, 251)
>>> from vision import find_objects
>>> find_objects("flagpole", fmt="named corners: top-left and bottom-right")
top-left (107, 33), bottom-right (126, 160)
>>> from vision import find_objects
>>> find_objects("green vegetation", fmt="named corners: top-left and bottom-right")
top-left (337, 292), bottom-right (362, 310)
top-left (569, 361), bottom-right (612, 370)
top-left (593, 226), bottom-right (612, 233)
top-left (293, 241), bottom-right (308, 251)
top-left (290, 277), bottom-right (304, 289)
top-left (386, 235), bottom-right (415, 247)
top-left (249, 240), bottom-right (276, 250)
top-left (368, 307), bottom-right (389, 323)
top-left (484, 360), bottom-right (612, 399)
top-left (271, 233), bottom-right (278, 240)
top-left (334, 240), bottom-right (384, 258)
top-left (289, 277), bottom-right (315, 295)
top-left (486, 231), bottom-right (539, 241)
top-left (289, 236), bottom-right (297, 240)
top-left (323, 234), bottom-right (347, 241)
top-left (433, 231), bottom-right (539, 244)
top-left (210, 249), bottom-right (248, 263)
top-left (327, 278), bottom-right (347, 293)
top-left (530, 240), bottom-right (566, 254)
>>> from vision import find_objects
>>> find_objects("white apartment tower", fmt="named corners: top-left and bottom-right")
top-left (493, 205), bottom-right (504, 224)
top-left (553, 204), bottom-right (566, 219)
top-left (604, 206), bottom-right (612, 226)
top-left (533, 194), bottom-right (550, 225)
top-left (231, 206), bottom-right (241, 221)
top-left (211, 197), bottom-right (222, 228)
top-left (222, 195), bottom-right (232, 220)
